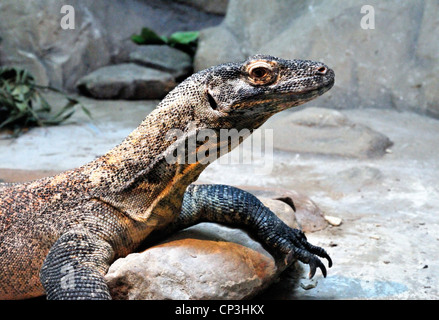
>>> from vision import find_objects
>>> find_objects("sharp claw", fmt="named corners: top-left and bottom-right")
top-left (326, 255), bottom-right (333, 268)
top-left (299, 238), bottom-right (333, 269)
top-left (317, 248), bottom-right (332, 268)
top-left (320, 262), bottom-right (327, 278)
top-left (308, 257), bottom-right (327, 279)
top-left (308, 267), bottom-right (316, 279)
top-left (283, 228), bottom-right (333, 278)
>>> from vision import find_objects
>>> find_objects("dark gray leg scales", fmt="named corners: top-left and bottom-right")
top-left (40, 230), bottom-right (114, 300)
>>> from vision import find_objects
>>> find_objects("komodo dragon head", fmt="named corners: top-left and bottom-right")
top-left (145, 54), bottom-right (335, 161)
top-left (155, 54), bottom-right (335, 162)
top-left (178, 54), bottom-right (335, 130)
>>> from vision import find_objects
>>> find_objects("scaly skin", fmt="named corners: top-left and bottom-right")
top-left (0, 55), bottom-right (334, 299)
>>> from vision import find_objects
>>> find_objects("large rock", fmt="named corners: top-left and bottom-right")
top-left (263, 107), bottom-right (393, 158)
top-left (0, 0), bottom-right (224, 91)
top-left (105, 190), bottom-right (324, 300)
top-left (76, 64), bottom-right (176, 100)
top-left (105, 223), bottom-right (278, 300)
top-left (128, 45), bottom-right (193, 80)
top-left (194, 0), bottom-right (439, 118)
top-left (245, 187), bottom-right (328, 232)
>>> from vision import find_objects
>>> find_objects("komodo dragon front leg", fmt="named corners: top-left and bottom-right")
top-left (40, 230), bottom-right (114, 300)
top-left (168, 184), bottom-right (332, 277)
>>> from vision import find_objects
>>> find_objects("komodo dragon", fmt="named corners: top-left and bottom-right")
top-left (0, 55), bottom-right (334, 299)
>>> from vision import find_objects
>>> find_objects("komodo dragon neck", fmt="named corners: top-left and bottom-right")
top-left (81, 84), bottom-right (211, 226)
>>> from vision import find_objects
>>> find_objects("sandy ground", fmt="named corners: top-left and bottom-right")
top-left (1, 93), bottom-right (438, 299)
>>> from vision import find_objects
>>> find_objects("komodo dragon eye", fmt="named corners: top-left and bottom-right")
top-left (250, 67), bottom-right (268, 78)
top-left (246, 60), bottom-right (277, 85)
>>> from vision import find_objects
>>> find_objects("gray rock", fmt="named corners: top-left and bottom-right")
top-left (176, 0), bottom-right (229, 15)
top-left (244, 186), bottom-right (328, 232)
top-left (300, 277), bottom-right (318, 290)
top-left (194, 0), bottom-right (439, 118)
top-left (259, 197), bottom-right (300, 230)
top-left (105, 193), bottom-right (319, 300)
top-left (195, 24), bottom-right (244, 71)
top-left (128, 45), bottom-right (193, 80)
top-left (264, 107), bottom-right (393, 158)
top-left (76, 63), bottom-right (176, 100)
top-left (0, 1), bottom-right (112, 90)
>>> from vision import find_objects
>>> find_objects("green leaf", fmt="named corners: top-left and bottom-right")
top-left (0, 66), bottom-right (93, 137)
top-left (80, 104), bottom-right (92, 119)
top-left (131, 27), bottom-right (167, 45)
top-left (131, 34), bottom-right (146, 45)
top-left (35, 94), bottom-right (51, 113)
top-left (42, 110), bottom-right (75, 125)
top-left (168, 31), bottom-right (199, 45)
top-left (15, 101), bottom-right (29, 113)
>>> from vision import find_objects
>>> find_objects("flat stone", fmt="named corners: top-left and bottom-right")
top-left (265, 107), bottom-right (393, 158)
top-left (300, 277), bottom-right (318, 290)
top-left (324, 215), bottom-right (342, 226)
top-left (76, 63), bottom-right (176, 100)
top-left (128, 45), bottom-right (193, 80)
top-left (176, 0), bottom-right (229, 15)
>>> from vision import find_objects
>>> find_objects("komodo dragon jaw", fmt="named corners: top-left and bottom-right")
top-left (0, 55), bottom-right (334, 300)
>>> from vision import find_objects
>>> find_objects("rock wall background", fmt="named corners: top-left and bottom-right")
top-left (194, 0), bottom-right (439, 118)
top-left (1, 0), bottom-right (437, 117)
top-left (0, 0), bottom-right (225, 91)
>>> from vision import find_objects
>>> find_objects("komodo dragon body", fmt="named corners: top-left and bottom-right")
top-left (0, 55), bottom-right (334, 299)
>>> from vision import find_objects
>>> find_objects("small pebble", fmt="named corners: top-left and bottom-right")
top-left (300, 278), bottom-right (318, 290)
top-left (324, 215), bottom-right (342, 226)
